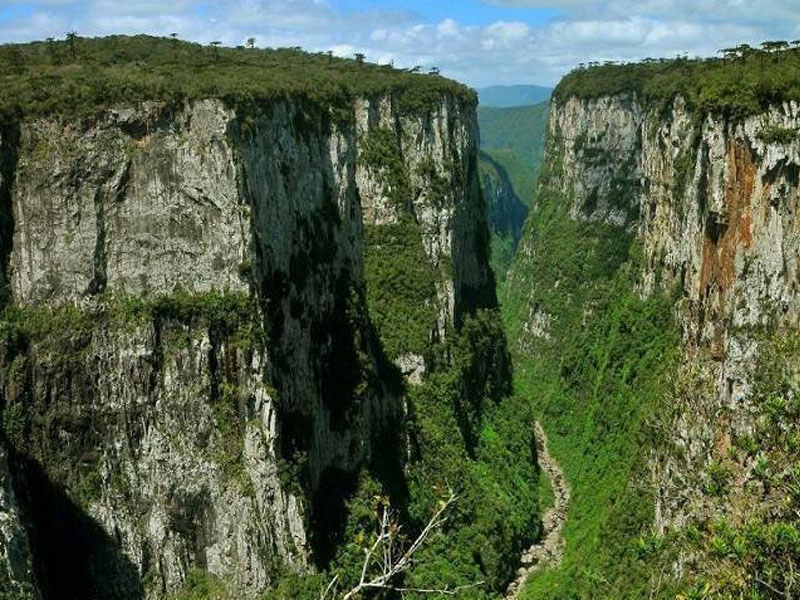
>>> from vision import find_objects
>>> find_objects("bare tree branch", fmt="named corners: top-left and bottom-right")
top-left (320, 490), bottom-right (478, 599)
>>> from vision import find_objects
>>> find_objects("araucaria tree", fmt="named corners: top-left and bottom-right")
top-left (65, 31), bottom-right (77, 60)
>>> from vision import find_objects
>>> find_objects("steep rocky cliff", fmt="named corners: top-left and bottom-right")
top-left (506, 55), bottom-right (800, 597)
top-left (479, 152), bottom-right (528, 281)
top-left (477, 102), bottom-right (549, 282)
top-left (0, 37), bottom-right (498, 599)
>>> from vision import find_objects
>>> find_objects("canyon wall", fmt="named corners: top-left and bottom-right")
top-left (510, 88), bottom-right (800, 582)
top-left (0, 90), bottom-right (490, 599)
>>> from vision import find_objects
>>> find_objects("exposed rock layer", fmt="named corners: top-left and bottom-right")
top-left (521, 92), bottom-right (800, 543)
top-left (0, 92), bottom-right (490, 599)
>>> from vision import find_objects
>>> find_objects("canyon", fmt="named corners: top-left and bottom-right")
top-left (3, 35), bottom-right (800, 600)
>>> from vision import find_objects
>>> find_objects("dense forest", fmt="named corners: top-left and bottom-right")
top-left (0, 34), bottom-right (473, 122)
top-left (555, 41), bottom-right (800, 116)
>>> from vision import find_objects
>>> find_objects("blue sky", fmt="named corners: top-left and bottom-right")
top-left (0, 0), bottom-right (798, 86)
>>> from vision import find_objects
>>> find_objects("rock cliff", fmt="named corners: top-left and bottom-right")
top-left (479, 151), bottom-right (528, 280)
top-left (508, 75), bottom-right (800, 591)
top-left (0, 85), bottom-right (490, 598)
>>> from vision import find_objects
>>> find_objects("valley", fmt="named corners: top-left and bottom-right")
top-left (1, 32), bottom-right (800, 600)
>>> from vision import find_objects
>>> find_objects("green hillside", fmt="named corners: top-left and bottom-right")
top-left (478, 101), bottom-right (550, 284)
top-left (478, 102), bottom-right (549, 207)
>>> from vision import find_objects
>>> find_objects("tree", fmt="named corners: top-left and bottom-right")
top-left (428, 67), bottom-right (440, 76)
top-left (734, 43), bottom-right (754, 61)
top-left (762, 40), bottom-right (789, 53)
top-left (321, 491), bottom-right (483, 599)
top-left (210, 40), bottom-right (221, 61)
top-left (65, 31), bottom-right (77, 60)
top-left (719, 44), bottom-right (754, 63)
top-left (46, 36), bottom-right (56, 64)
top-left (246, 37), bottom-right (256, 49)
top-left (354, 52), bottom-right (365, 67)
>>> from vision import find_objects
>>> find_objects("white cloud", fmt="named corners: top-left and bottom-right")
top-left (0, 0), bottom-right (796, 87)
top-left (488, 0), bottom-right (800, 21)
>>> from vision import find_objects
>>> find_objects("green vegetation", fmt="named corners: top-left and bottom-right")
top-left (670, 334), bottom-right (800, 599)
top-left (360, 128), bottom-right (440, 360)
top-left (274, 310), bottom-right (538, 599)
top-left (478, 101), bottom-right (549, 283)
top-left (355, 122), bottom-right (538, 596)
top-left (536, 468), bottom-right (555, 513)
top-left (359, 128), bottom-right (413, 210)
top-left (554, 45), bottom-right (800, 117)
top-left (171, 569), bottom-right (228, 600)
top-left (758, 124), bottom-right (799, 144)
top-left (364, 220), bottom-right (439, 360)
top-left (478, 102), bottom-right (550, 205)
top-left (503, 138), bottom-right (682, 597)
top-left (0, 34), bottom-right (474, 123)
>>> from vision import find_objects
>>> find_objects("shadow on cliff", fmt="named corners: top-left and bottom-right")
top-left (480, 150), bottom-right (529, 247)
top-left (308, 304), bottom-right (410, 568)
top-left (14, 455), bottom-right (144, 600)
top-left (0, 122), bottom-right (20, 306)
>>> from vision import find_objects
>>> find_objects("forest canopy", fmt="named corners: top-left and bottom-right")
top-left (0, 34), bottom-right (475, 122)
top-left (554, 41), bottom-right (800, 117)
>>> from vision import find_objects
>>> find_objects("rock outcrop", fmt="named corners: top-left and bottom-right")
top-left (0, 88), bottom-right (490, 599)
top-left (515, 89), bottom-right (800, 557)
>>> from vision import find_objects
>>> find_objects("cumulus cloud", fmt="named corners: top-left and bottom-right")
top-left (0, 0), bottom-right (796, 87)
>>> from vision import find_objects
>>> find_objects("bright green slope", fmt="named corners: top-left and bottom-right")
top-left (478, 102), bottom-right (549, 207)
top-left (502, 134), bottom-right (682, 599)
top-left (478, 101), bottom-right (549, 284)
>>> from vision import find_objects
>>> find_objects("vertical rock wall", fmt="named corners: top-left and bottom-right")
top-left (520, 92), bottom-right (800, 542)
top-left (0, 91), bottom-right (490, 599)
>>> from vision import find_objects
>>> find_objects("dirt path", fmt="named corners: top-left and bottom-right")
top-left (505, 421), bottom-right (570, 599)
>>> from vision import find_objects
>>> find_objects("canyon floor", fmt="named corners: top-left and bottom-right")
top-left (506, 421), bottom-right (570, 599)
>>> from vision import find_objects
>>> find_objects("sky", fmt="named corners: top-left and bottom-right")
top-left (0, 0), bottom-right (799, 87)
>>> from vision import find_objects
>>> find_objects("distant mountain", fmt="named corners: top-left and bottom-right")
top-left (478, 101), bottom-right (550, 208)
top-left (478, 100), bottom-right (550, 283)
top-left (477, 85), bottom-right (553, 108)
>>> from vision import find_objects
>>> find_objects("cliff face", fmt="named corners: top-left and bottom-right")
top-left (479, 151), bottom-right (528, 279)
top-left (0, 90), bottom-right (489, 598)
top-left (511, 89), bottom-right (800, 584)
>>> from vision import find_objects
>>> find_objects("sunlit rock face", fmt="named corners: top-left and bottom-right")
top-left (0, 90), bottom-right (489, 599)
top-left (522, 92), bottom-right (800, 537)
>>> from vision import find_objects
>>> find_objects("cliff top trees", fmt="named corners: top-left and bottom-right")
top-left (762, 40), bottom-right (790, 53)
top-left (209, 40), bottom-right (221, 60)
top-left (45, 37), bottom-right (56, 64)
top-left (555, 40), bottom-right (800, 117)
top-left (0, 35), bottom-right (474, 123)
top-left (65, 31), bottom-right (77, 60)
